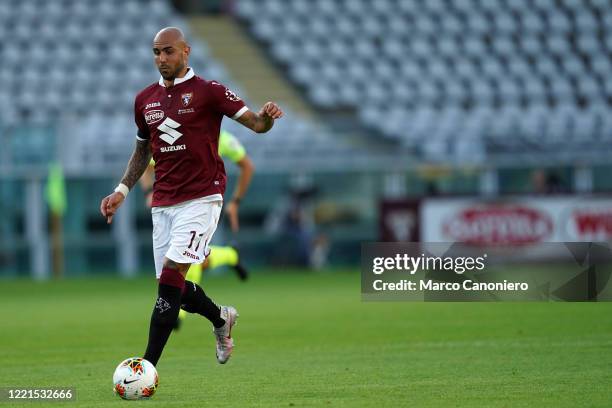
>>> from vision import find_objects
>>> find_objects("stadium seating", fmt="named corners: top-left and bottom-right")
top-left (0, 0), bottom-right (222, 165)
top-left (5, 0), bottom-right (611, 166)
top-left (236, 0), bottom-right (612, 158)
top-left (0, 0), bottom-right (350, 170)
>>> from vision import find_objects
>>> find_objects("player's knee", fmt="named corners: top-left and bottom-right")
top-left (162, 258), bottom-right (190, 275)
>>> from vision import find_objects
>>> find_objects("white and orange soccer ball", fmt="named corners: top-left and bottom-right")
top-left (112, 357), bottom-right (158, 400)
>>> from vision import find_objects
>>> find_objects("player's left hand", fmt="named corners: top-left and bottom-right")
top-left (225, 200), bottom-right (240, 233)
top-left (259, 102), bottom-right (283, 119)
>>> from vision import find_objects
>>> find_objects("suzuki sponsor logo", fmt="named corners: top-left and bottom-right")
top-left (157, 117), bottom-right (183, 145)
top-left (145, 109), bottom-right (165, 124)
top-left (160, 144), bottom-right (186, 153)
top-left (443, 206), bottom-right (553, 245)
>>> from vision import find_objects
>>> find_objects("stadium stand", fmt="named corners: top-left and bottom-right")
top-left (0, 0), bottom-right (360, 173)
top-left (4, 0), bottom-right (610, 168)
top-left (235, 0), bottom-right (612, 159)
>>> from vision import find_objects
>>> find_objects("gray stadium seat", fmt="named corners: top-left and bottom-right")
top-left (233, 0), bottom-right (612, 156)
top-left (4, 0), bottom-right (612, 166)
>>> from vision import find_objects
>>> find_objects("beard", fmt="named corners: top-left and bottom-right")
top-left (159, 63), bottom-right (185, 81)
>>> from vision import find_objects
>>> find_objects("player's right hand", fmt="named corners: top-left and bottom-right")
top-left (100, 192), bottom-right (125, 224)
top-left (259, 101), bottom-right (283, 119)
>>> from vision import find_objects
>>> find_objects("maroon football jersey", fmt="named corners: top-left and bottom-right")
top-left (134, 68), bottom-right (247, 207)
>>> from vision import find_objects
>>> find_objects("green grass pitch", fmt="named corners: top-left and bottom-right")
top-left (1, 269), bottom-right (611, 407)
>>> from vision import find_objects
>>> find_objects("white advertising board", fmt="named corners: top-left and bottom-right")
top-left (421, 196), bottom-right (612, 244)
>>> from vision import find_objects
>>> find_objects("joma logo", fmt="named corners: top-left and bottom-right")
top-left (182, 250), bottom-right (200, 260)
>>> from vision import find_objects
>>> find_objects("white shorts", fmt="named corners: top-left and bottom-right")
top-left (151, 197), bottom-right (223, 278)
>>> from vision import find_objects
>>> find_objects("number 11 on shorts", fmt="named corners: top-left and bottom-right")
top-left (188, 231), bottom-right (205, 251)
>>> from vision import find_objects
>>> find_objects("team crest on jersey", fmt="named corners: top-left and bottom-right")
top-left (181, 92), bottom-right (193, 107)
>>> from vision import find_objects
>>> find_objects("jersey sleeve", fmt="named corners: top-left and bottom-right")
top-left (209, 80), bottom-right (248, 121)
top-left (134, 96), bottom-right (150, 140)
top-left (218, 130), bottom-right (246, 163)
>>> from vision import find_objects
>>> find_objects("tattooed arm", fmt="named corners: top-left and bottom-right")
top-left (119, 139), bottom-right (152, 189)
top-left (100, 139), bottom-right (151, 224)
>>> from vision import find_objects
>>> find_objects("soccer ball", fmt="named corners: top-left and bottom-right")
top-left (112, 357), bottom-right (158, 400)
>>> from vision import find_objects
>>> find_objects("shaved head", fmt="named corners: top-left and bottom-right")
top-left (154, 27), bottom-right (188, 49)
top-left (152, 27), bottom-right (191, 83)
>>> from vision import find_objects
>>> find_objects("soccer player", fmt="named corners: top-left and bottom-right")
top-left (99, 27), bottom-right (283, 367)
